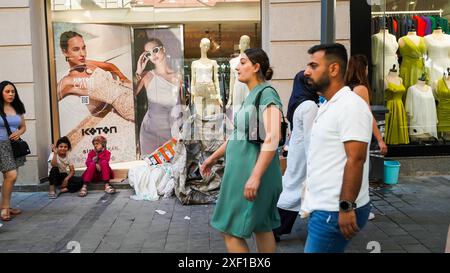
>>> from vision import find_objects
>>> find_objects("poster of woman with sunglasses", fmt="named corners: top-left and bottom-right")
top-left (53, 23), bottom-right (137, 167)
top-left (132, 27), bottom-right (186, 156)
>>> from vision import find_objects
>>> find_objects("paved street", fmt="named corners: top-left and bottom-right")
top-left (0, 176), bottom-right (449, 253)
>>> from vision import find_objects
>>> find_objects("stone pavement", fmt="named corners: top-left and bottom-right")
top-left (0, 176), bottom-right (449, 253)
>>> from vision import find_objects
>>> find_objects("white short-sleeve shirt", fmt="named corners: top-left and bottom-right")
top-left (300, 86), bottom-right (373, 216)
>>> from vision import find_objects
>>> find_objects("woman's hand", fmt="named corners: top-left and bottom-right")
top-left (136, 52), bottom-right (150, 77)
top-left (244, 175), bottom-right (261, 201)
top-left (96, 163), bottom-right (102, 172)
top-left (200, 157), bottom-right (217, 177)
top-left (378, 138), bottom-right (388, 156)
top-left (9, 131), bottom-right (22, 141)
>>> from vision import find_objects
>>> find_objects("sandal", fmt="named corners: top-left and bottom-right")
top-left (9, 208), bottom-right (21, 215)
top-left (79, 187), bottom-right (88, 197)
top-left (104, 185), bottom-right (116, 194)
top-left (48, 192), bottom-right (57, 199)
top-left (1, 208), bottom-right (11, 221)
top-left (60, 188), bottom-right (69, 194)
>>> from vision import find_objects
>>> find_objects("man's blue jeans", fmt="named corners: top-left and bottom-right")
top-left (304, 202), bottom-right (371, 253)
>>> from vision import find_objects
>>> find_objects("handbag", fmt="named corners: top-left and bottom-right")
top-left (0, 113), bottom-right (30, 158)
top-left (247, 86), bottom-right (288, 147)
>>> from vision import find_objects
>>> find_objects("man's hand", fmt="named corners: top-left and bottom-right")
top-left (338, 210), bottom-right (360, 240)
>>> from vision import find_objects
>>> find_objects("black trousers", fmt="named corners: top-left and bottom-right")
top-left (273, 207), bottom-right (299, 236)
top-left (49, 167), bottom-right (83, 193)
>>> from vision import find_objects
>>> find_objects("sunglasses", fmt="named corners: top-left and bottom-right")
top-left (144, 46), bottom-right (163, 58)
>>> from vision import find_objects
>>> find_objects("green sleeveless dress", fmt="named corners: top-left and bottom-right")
top-left (436, 78), bottom-right (450, 133)
top-left (385, 82), bottom-right (410, 145)
top-left (210, 82), bottom-right (283, 238)
top-left (399, 36), bottom-right (426, 90)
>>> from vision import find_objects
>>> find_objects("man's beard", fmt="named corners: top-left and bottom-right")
top-left (306, 73), bottom-right (330, 94)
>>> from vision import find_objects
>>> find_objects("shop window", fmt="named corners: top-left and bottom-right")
top-left (47, 0), bottom-right (261, 166)
top-left (363, 0), bottom-right (450, 155)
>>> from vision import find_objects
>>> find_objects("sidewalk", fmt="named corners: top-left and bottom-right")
top-left (0, 176), bottom-right (449, 253)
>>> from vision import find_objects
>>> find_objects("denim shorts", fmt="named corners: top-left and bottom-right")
top-left (304, 202), bottom-right (371, 253)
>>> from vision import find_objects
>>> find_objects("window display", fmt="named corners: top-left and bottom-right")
top-left (47, 0), bottom-right (262, 162)
top-left (368, 0), bottom-right (450, 153)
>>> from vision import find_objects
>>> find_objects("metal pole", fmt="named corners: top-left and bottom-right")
top-left (321, 0), bottom-right (336, 44)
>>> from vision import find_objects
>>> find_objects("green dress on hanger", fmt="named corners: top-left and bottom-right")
top-left (210, 82), bottom-right (283, 239)
top-left (436, 78), bottom-right (450, 133)
top-left (399, 36), bottom-right (426, 90)
top-left (385, 81), bottom-right (410, 145)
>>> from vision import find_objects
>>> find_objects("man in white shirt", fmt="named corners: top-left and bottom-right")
top-left (302, 43), bottom-right (373, 253)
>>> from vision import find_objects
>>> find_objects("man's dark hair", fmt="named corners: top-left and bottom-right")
top-left (307, 43), bottom-right (348, 78)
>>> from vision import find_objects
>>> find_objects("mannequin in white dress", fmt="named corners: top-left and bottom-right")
top-left (227, 35), bottom-right (251, 117)
top-left (372, 28), bottom-right (399, 104)
top-left (424, 27), bottom-right (450, 89)
top-left (405, 77), bottom-right (438, 141)
top-left (191, 38), bottom-right (222, 117)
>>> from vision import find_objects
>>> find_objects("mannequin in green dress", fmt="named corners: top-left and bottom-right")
top-left (200, 48), bottom-right (283, 253)
top-left (436, 69), bottom-right (450, 141)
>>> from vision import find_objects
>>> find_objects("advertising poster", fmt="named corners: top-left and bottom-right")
top-left (53, 22), bottom-right (136, 167)
top-left (132, 26), bottom-right (185, 157)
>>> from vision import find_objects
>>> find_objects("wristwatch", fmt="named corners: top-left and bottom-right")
top-left (339, 200), bottom-right (357, 212)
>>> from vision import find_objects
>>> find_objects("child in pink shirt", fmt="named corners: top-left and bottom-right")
top-left (79, 136), bottom-right (115, 197)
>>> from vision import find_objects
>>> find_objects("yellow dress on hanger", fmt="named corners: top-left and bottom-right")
top-left (385, 82), bottom-right (410, 145)
top-left (436, 78), bottom-right (450, 133)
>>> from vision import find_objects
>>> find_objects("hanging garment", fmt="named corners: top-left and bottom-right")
top-left (405, 84), bottom-right (438, 138)
top-left (436, 78), bottom-right (450, 133)
top-left (424, 34), bottom-right (450, 88)
top-left (423, 16), bottom-right (432, 35)
top-left (399, 36), bottom-right (426, 90)
top-left (413, 15), bottom-right (427, 37)
top-left (385, 81), bottom-right (410, 145)
top-left (372, 32), bottom-right (399, 104)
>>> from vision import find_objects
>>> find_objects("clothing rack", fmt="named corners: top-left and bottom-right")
top-left (371, 9), bottom-right (443, 17)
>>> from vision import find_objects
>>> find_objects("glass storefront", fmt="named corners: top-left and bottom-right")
top-left (355, 0), bottom-right (450, 156)
top-left (46, 0), bottom-right (261, 167)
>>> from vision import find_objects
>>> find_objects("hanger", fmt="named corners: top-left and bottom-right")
top-left (390, 64), bottom-right (398, 73)
top-left (418, 73), bottom-right (426, 82)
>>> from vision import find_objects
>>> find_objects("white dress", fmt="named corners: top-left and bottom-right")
top-left (405, 84), bottom-right (438, 138)
top-left (277, 101), bottom-right (318, 212)
top-left (140, 71), bottom-right (181, 156)
top-left (424, 34), bottom-right (450, 88)
top-left (371, 32), bottom-right (399, 104)
top-left (229, 56), bottom-right (250, 116)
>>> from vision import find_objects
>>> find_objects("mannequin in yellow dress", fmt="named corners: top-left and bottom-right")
top-left (398, 31), bottom-right (426, 90)
top-left (384, 66), bottom-right (409, 145)
top-left (190, 38), bottom-right (222, 117)
top-left (435, 68), bottom-right (450, 141)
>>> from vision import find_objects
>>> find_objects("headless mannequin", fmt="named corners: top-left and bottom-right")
top-left (439, 68), bottom-right (450, 140)
top-left (227, 35), bottom-right (251, 115)
top-left (190, 38), bottom-right (222, 117)
top-left (399, 31), bottom-right (421, 47)
top-left (424, 27), bottom-right (450, 88)
top-left (384, 67), bottom-right (403, 89)
top-left (406, 78), bottom-right (436, 141)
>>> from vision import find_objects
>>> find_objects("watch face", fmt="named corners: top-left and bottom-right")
top-left (340, 201), bottom-right (350, 211)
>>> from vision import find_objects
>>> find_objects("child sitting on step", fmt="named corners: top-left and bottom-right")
top-left (48, 136), bottom-right (83, 199)
top-left (79, 136), bottom-right (115, 197)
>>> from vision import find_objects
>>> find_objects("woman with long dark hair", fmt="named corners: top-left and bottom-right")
top-left (0, 81), bottom-right (27, 221)
top-left (345, 54), bottom-right (388, 155)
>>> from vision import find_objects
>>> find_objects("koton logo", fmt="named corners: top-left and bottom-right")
top-left (81, 126), bottom-right (118, 136)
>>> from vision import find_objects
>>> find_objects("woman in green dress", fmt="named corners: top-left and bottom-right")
top-left (200, 48), bottom-right (283, 253)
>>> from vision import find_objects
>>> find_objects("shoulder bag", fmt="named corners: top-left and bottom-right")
top-left (0, 113), bottom-right (30, 158)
